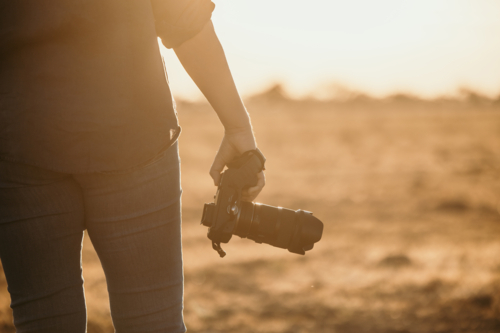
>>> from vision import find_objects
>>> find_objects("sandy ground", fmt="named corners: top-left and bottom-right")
top-left (1, 98), bottom-right (500, 332)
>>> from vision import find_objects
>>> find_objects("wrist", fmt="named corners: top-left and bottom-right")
top-left (224, 124), bottom-right (254, 136)
top-left (220, 105), bottom-right (253, 134)
top-left (223, 130), bottom-right (257, 153)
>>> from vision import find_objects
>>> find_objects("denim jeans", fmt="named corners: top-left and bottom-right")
top-left (0, 143), bottom-right (185, 333)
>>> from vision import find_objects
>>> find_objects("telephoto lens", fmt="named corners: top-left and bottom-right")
top-left (233, 202), bottom-right (323, 254)
top-left (201, 201), bottom-right (323, 255)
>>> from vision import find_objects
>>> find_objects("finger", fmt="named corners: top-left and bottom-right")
top-left (209, 137), bottom-right (239, 186)
top-left (209, 157), bottom-right (226, 186)
top-left (210, 170), bottom-right (221, 186)
top-left (241, 189), bottom-right (260, 202)
top-left (246, 172), bottom-right (265, 193)
top-left (242, 172), bottom-right (265, 201)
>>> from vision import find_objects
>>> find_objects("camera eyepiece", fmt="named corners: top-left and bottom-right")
top-left (201, 203), bottom-right (215, 227)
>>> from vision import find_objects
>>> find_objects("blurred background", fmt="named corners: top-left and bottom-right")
top-left (1, 0), bottom-right (500, 332)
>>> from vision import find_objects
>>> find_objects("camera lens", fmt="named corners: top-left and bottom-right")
top-left (234, 203), bottom-right (323, 254)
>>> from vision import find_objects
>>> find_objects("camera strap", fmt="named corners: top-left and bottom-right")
top-left (212, 241), bottom-right (226, 258)
top-left (227, 148), bottom-right (266, 171)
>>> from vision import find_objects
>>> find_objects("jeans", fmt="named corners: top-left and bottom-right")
top-left (0, 143), bottom-right (185, 333)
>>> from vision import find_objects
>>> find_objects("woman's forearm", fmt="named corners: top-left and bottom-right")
top-left (173, 21), bottom-right (252, 133)
top-left (174, 20), bottom-right (264, 195)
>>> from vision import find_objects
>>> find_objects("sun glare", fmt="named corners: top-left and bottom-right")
top-left (161, 0), bottom-right (500, 100)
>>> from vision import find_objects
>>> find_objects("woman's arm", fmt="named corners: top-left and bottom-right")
top-left (173, 21), bottom-right (250, 132)
top-left (173, 20), bottom-right (265, 201)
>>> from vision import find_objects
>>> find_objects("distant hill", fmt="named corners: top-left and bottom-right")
top-left (243, 84), bottom-right (500, 109)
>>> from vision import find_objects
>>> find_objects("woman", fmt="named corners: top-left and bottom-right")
top-left (0, 0), bottom-right (265, 332)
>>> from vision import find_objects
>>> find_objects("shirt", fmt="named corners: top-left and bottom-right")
top-left (0, 0), bottom-right (214, 173)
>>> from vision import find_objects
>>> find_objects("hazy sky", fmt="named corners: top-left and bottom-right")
top-left (160, 0), bottom-right (500, 100)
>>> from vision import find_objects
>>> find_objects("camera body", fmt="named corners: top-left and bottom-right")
top-left (201, 149), bottom-right (323, 257)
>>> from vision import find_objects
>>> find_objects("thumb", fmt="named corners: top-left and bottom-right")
top-left (209, 154), bottom-right (226, 186)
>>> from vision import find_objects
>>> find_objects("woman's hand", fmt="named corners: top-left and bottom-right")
top-left (209, 128), bottom-right (265, 202)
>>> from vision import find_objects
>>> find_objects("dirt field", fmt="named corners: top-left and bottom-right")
top-left (1, 95), bottom-right (500, 332)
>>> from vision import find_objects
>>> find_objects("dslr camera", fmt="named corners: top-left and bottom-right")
top-left (201, 149), bottom-right (323, 257)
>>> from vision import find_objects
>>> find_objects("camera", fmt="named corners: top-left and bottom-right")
top-left (200, 149), bottom-right (324, 257)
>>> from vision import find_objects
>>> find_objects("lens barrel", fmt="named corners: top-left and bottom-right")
top-left (234, 203), bottom-right (323, 255)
